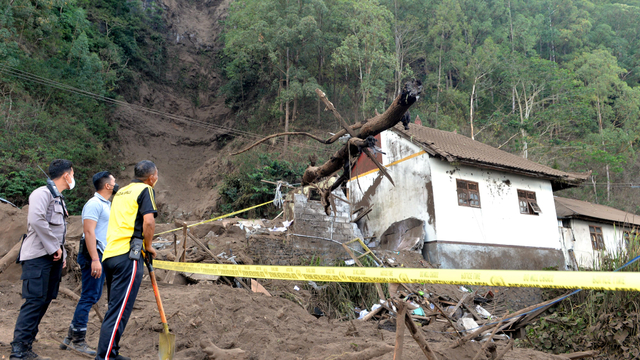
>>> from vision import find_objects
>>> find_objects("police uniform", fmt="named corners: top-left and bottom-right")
top-left (95, 180), bottom-right (157, 360)
top-left (12, 186), bottom-right (67, 354)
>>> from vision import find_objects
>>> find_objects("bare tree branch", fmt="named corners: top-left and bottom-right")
top-left (230, 132), bottom-right (328, 155)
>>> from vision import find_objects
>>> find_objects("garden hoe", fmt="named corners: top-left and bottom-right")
top-left (145, 253), bottom-right (175, 360)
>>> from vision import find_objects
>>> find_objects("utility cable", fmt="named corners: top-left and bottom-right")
top-left (0, 64), bottom-right (334, 154)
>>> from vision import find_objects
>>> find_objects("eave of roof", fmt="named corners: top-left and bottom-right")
top-left (391, 124), bottom-right (589, 190)
top-left (555, 196), bottom-right (640, 227)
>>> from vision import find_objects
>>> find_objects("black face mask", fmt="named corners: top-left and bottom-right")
top-left (112, 183), bottom-right (120, 195)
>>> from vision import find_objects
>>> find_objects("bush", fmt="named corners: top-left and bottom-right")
top-left (218, 154), bottom-right (306, 218)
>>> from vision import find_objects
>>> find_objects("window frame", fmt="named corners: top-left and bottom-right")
top-left (623, 228), bottom-right (638, 248)
top-left (517, 189), bottom-right (541, 215)
top-left (589, 225), bottom-right (605, 251)
top-left (456, 179), bottom-right (481, 208)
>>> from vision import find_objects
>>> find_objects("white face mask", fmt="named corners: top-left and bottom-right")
top-left (66, 175), bottom-right (76, 190)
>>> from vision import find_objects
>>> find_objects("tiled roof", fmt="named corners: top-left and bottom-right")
top-left (555, 196), bottom-right (640, 227)
top-left (392, 123), bottom-right (589, 188)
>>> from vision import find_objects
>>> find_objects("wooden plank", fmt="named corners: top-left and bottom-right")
top-left (163, 246), bottom-right (185, 284)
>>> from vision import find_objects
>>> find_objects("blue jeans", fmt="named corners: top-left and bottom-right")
top-left (71, 251), bottom-right (105, 331)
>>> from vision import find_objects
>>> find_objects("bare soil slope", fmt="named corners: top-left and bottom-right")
top-left (114, 0), bottom-right (236, 220)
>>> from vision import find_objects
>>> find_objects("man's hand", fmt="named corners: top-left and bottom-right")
top-left (146, 247), bottom-right (157, 259)
top-left (53, 248), bottom-right (62, 261)
top-left (91, 260), bottom-right (102, 278)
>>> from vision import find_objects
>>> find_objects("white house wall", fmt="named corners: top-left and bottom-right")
top-left (348, 131), bottom-right (436, 244)
top-left (568, 219), bottom-right (625, 268)
top-left (429, 159), bottom-right (560, 249)
top-left (349, 129), bottom-right (566, 270)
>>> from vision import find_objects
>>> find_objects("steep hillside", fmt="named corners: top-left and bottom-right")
top-left (114, 0), bottom-right (234, 219)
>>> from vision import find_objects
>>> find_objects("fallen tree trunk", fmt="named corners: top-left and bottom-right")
top-left (301, 80), bottom-right (422, 186)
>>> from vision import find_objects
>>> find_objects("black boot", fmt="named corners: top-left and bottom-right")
top-left (10, 342), bottom-right (28, 359)
top-left (11, 342), bottom-right (51, 360)
top-left (59, 326), bottom-right (73, 350)
top-left (61, 327), bottom-right (96, 356)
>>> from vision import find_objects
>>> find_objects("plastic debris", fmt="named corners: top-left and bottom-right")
top-left (357, 309), bottom-right (369, 319)
top-left (344, 259), bottom-right (355, 266)
top-left (457, 317), bottom-right (479, 331)
top-left (293, 285), bottom-right (300, 291)
top-left (475, 305), bottom-right (492, 319)
top-left (413, 307), bottom-right (425, 316)
top-left (308, 281), bottom-right (328, 291)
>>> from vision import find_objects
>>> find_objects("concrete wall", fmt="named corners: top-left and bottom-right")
top-left (562, 219), bottom-right (626, 268)
top-left (423, 241), bottom-right (566, 270)
top-left (348, 131), bottom-right (436, 245)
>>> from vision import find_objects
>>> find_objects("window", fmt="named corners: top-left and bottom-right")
top-left (517, 190), bottom-right (541, 215)
top-left (457, 179), bottom-right (481, 208)
top-left (624, 229), bottom-right (638, 247)
top-left (589, 225), bottom-right (605, 250)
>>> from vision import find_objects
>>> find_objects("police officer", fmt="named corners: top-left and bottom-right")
top-left (61, 171), bottom-right (118, 356)
top-left (95, 160), bottom-right (158, 360)
top-left (11, 159), bottom-right (74, 360)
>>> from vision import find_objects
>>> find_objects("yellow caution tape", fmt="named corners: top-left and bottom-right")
top-left (152, 261), bottom-right (640, 291)
top-left (154, 200), bottom-right (274, 236)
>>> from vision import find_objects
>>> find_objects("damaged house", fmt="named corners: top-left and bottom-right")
top-left (555, 196), bottom-right (640, 269)
top-left (348, 122), bottom-right (589, 270)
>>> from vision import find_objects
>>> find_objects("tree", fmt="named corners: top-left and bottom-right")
top-left (570, 49), bottom-right (635, 201)
top-left (331, 0), bottom-right (394, 121)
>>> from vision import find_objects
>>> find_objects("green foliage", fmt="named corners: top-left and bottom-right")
top-left (221, 0), bottom-right (640, 213)
top-left (526, 234), bottom-right (640, 357)
top-left (305, 256), bottom-right (387, 319)
top-left (218, 154), bottom-right (306, 218)
top-left (0, 0), bottom-right (165, 213)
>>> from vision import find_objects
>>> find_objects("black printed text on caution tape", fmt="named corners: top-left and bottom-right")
top-left (153, 261), bottom-right (640, 291)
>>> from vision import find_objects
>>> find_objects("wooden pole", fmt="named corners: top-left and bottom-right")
top-left (181, 224), bottom-right (187, 262)
top-left (173, 233), bottom-right (177, 259)
top-left (403, 309), bottom-right (439, 360)
top-left (393, 300), bottom-right (406, 360)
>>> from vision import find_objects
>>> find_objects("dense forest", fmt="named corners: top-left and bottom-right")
top-left (221, 0), bottom-right (640, 213)
top-left (1, 0), bottom-right (640, 214)
top-left (0, 0), bottom-right (165, 212)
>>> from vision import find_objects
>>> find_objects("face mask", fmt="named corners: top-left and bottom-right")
top-left (112, 183), bottom-right (119, 194)
top-left (66, 174), bottom-right (76, 190)
top-left (152, 176), bottom-right (158, 188)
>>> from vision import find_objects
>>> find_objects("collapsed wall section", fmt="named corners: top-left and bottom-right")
top-left (280, 192), bottom-right (364, 259)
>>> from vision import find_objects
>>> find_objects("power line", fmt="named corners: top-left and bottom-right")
top-left (0, 64), bottom-right (335, 154)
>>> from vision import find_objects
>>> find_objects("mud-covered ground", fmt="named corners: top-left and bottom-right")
top-left (0, 276), bottom-right (570, 360)
top-left (0, 203), bottom-right (574, 360)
